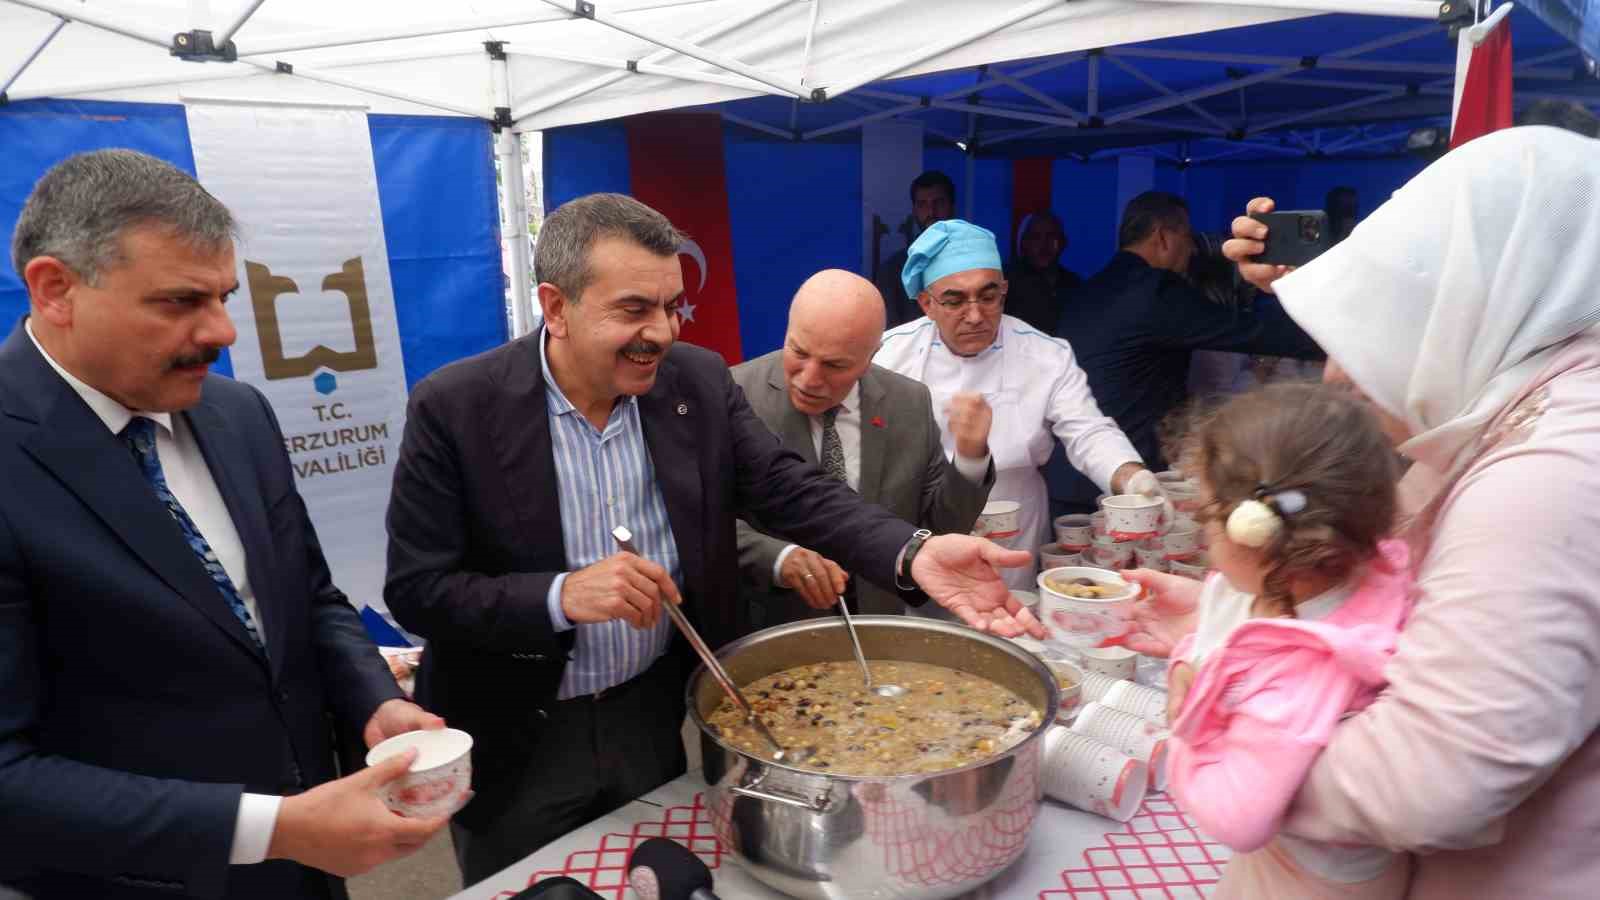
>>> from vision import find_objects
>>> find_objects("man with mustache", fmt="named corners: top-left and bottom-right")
top-left (0, 150), bottom-right (450, 900)
top-left (875, 220), bottom-right (1162, 591)
top-left (384, 193), bottom-right (1044, 886)
top-left (731, 269), bottom-right (995, 630)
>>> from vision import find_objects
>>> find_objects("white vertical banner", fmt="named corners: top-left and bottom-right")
top-left (861, 121), bottom-right (924, 276)
top-left (186, 100), bottom-right (410, 639)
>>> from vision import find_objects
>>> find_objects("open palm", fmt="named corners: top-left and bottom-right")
top-left (911, 534), bottom-right (1046, 638)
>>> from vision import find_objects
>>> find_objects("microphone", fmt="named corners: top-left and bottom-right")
top-left (627, 837), bottom-right (719, 900)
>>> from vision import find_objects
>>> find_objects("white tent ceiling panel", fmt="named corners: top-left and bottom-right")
top-left (2, 0), bottom-right (1411, 127)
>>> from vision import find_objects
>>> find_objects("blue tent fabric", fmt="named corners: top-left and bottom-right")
top-left (1521, 0), bottom-right (1598, 60)
top-left (0, 99), bottom-right (506, 390)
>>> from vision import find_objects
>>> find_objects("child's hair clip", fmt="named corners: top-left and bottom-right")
top-left (1226, 499), bottom-right (1282, 548)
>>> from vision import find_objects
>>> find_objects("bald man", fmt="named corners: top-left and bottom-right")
top-left (732, 270), bottom-right (996, 632)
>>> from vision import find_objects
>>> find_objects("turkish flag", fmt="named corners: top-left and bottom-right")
top-left (1450, 20), bottom-right (1514, 150)
top-left (1010, 157), bottom-right (1053, 257)
top-left (627, 112), bottom-right (744, 364)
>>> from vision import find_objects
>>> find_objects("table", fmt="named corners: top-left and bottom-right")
top-left (452, 770), bottom-right (1230, 900)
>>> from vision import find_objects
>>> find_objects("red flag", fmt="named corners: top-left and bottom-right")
top-left (626, 112), bottom-right (744, 365)
top-left (1010, 157), bottom-right (1053, 257)
top-left (1450, 20), bottom-right (1514, 150)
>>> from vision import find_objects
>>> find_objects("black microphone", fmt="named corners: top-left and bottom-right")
top-left (627, 837), bottom-right (719, 900)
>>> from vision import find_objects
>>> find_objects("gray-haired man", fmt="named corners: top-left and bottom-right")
top-left (0, 149), bottom-right (450, 900)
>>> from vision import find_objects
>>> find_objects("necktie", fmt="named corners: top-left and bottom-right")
top-left (820, 406), bottom-right (849, 488)
top-left (121, 416), bottom-right (265, 651)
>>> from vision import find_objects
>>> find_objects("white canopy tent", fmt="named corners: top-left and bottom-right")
top-left (0, 0), bottom-right (1508, 332)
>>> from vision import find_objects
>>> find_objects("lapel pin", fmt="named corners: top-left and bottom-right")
top-left (677, 403), bottom-right (689, 416)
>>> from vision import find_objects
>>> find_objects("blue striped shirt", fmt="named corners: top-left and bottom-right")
top-left (540, 335), bottom-right (680, 699)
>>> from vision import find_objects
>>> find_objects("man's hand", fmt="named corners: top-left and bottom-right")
top-left (561, 552), bottom-right (681, 629)
top-left (945, 392), bottom-right (993, 460)
top-left (778, 547), bottom-right (849, 609)
top-left (1222, 197), bottom-right (1295, 294)
top-left (910, 534), bottom-right (1046, 638)
top-left (363, 698), bottom-right (445, 751)
top-left (267, 750), bottom-right (451, 878)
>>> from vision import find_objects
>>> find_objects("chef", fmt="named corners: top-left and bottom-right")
top-left (875, 220), bottom-right (1163, 589)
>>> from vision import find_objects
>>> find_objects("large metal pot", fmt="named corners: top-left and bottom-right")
top-left (688, 616), bottom-right (1059, 900)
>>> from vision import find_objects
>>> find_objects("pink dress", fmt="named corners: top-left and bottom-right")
top-left (1167, 540), bottom-right (1414, 899)
top-left (1281, 340), bottom-right (1600, 898)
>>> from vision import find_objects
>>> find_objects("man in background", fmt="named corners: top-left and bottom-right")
top-left (1004, 211), bottom-right (1082, 333)
top-left (1056, 191), bottom-right (1323, 510)
top-left (1325, 186), bottom-right (1359, 245)
top-left (875, 170), bottom-right (956, 328)
top-left (733, 269), bottom-right (994, 629)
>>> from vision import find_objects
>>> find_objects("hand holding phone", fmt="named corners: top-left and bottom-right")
top-left (1248, 210), bottom-right (1332, 267)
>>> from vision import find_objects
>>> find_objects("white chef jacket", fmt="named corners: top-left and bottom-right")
top-left (875, 315), bottom-right (1140, 590)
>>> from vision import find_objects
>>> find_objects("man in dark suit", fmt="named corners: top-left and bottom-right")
top-left (733, 269), bottom-right (994, 629)
top-left (0, 150), bottom-right (450, 900)
top-left (874, 170), bottom-right (955, 329)
top-left (385, 193), bottom-right (1042, 886)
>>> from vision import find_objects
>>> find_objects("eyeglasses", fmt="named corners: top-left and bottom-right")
top-left (931, 286), bottom-right (1006, 312)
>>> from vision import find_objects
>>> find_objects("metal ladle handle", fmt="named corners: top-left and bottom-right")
top-left (834, 597), bottom-right (874, 691)
top-left (611, 526), bottom-right (789, 758)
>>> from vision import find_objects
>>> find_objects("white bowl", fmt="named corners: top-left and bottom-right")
top-left (365, 727), bottom-right (473, 818)
top-left (1101, 494), bottom-right (1165, 540)
top-left (974, 500), bottom-right (1023, 541)
top-left (1036, 566), bottom-right (1140, 648)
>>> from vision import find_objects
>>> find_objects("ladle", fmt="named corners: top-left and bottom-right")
top-left (612, 526), bottom-right (814, 764)
top-left (834, 598), bottom-right (907, 699)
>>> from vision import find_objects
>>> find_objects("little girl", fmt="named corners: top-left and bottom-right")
top-left (1163, 382), bottom-right (1413, 899)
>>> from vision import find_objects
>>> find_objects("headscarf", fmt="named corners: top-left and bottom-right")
top-left (901, 219), bottom-right (1003, 299)
top-left (1275, 126), bottom-right (1600, 474)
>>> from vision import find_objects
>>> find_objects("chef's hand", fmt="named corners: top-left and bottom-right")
top-left (910, 534), bottom-right (1046, 638)
top-left (779, 547), bottom-right (849, 609)
top-left (945, 392), bottom-right (993, 460)
top-left (1116, 568), bottom-right (1203, 658)
top-left (1223, 197), bottom-right (1294, 294)
top-left (561, 552), bottom-right (680, 629)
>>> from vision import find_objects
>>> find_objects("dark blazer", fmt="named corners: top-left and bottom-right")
top-left (384, 332), bottom-right (917, 830)
top-left (0, 323), bottom-right (402, 900)
top-left (1059, 251), bottom-right (1324, 486)
top-left (730, 352), bottom-right (992, 626)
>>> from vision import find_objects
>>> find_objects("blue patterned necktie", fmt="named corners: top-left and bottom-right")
top-left (121, 416), bottom-right (265, 651)
top-left (820, 406), bottom-right (850, 488)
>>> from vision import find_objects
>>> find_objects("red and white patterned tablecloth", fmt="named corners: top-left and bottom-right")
top-left (458, 770), bottom-right (1231, 900)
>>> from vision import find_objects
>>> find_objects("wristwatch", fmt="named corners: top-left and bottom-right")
top-left (896, 529), bottom-right (934, 590)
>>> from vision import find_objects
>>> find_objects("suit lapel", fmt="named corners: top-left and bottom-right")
top-left (857, 369), bottom-right (887, 503)
top-left (18, 376), bottom-right (268, 665)
top-left (638, 359), bottom-right (706, 624)
top-left (765, 360), bottom-right (816, 463)
top-left (185, 399), bottom-right (279, 674)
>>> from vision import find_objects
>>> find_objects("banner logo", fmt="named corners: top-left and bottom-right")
top-left (245, 257), bottom-right (379, 381)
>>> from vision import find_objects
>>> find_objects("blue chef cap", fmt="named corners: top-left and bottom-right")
top-left (901, 219), bottom-right (1003, 299)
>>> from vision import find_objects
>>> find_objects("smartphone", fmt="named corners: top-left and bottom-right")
top-left (502, 876), bottom-right (606, 900)
top-left (1249, 210), bottom-right (1332, 267)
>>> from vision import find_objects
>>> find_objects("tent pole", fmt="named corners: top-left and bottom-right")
top-left (1253, 86), bottom-right (1410, 131)
top-left (940, 54), bottom-right (1084, 100)
top-left (216, 0), bottom-right (269, 47)
top-left (802, 101), bottom-right (923, 139)
top-left (933, 99), bottom-right (1080, 129)
top-left (1087, 53), bottom-right (1100, 118)
top-left (534, 0), bottom-right (809, 99)
top-left (1105, 56), bottom-right (1233, 131)
top-left (491, 51), bottom-right (536, 339)
top-left (239, 0), bottom-right (706, 56)
top-left (510, 0), bottom-right (796, 121)
top-left (986, 71), bottom-right (1085, 123)
top-left (724, 111), bottom-right (796, 139)
top-left (1, 14), bottom-right (67, 99)
top-left (6, 0), bottom-right (171, 51)
top-left (1103, 64), bottom-right (1301, 125)
top-left (238, 58), bottom-right (492, 118)
top-left (1127, 0), bottom-right (1439, 17)
top-left (824, 0), bottom-right (1063, 98)
top-left (502, 48), bottom-right (786, 93)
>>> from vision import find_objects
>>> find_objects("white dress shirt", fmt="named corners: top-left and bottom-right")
top-left (26, 321), bottom-right (280, 865)
top-left (772, 381), bottom-right (990, 584)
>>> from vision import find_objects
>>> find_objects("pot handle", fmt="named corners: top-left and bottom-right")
top-left (730, 770), bottom-right (833, 813)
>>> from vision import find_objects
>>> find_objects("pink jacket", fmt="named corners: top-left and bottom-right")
top-left (1166, 540), bottom-right (1413, 853)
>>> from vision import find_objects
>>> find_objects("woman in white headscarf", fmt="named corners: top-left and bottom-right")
top-left (1119, 126), bottom-right (1600, 899)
